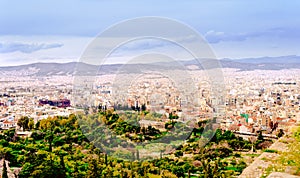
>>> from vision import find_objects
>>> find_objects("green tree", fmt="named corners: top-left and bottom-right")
top-left (17, 116), bottom-right (29, 131)
top-left (28, 118), bottom-right (35, 130)
top-left (86, 155), bottom-right (103, 178)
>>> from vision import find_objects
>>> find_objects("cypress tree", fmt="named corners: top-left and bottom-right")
top-left (105, 153), bottom-right (108, 166)
top-left (2, 159), bottom-right (8, 178)
top-left (136, 149), bottom-right (139, 160)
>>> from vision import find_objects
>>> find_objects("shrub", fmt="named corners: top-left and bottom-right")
top-left (264, 149), bottom-right (278, 153)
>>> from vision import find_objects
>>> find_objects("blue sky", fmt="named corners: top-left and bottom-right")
top-left (0, 0), bottom-right (300, 66)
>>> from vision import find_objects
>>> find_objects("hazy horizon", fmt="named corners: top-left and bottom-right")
top-left (0, 54), bottom-right (299, 67)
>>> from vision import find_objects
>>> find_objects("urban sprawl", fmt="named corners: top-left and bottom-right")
top-left (1, 68), bottom-right (299, 138)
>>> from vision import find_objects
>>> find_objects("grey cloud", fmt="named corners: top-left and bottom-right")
top-left (0, 42), bottom-right (63, 53)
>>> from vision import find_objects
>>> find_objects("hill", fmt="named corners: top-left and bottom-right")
top-left (0, 55), bottom-right (300, 76)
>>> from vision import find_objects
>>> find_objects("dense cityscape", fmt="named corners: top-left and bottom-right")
top-left (0, 66), bottom-right (299, 177)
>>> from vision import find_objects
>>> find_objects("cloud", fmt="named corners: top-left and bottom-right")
top-left (111, 35), bottom-right (199, 56)
top-left (204, 28), bottom-right (285, 44)
top-left (108, 39), bottom-right (169, 57)
top-left (0, 42), bottom-right (63, 53)
top-left (205, 31), bottom-right (252, 43)
top-left (118, 39), bottom-right (168, 51)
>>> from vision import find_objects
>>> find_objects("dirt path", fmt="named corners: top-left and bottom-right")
top-left (238, 134), bottom-right (291, 178)
top-left (239, 126), bottom-right (298, 178)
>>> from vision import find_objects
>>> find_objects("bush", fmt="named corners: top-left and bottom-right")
top-left (31, 131), bottom-right (44, 140)
top-left (174, 150), bottom-right (183, 157)
top-left (256, 140), bottom-right (273, 149)
top-left (277, 129), bottom-right (284, 138)
top-left (0, 139), bottom-right (9, 147)
top-left (234, 153), bottom-right (241, 157)
top-left (264, 149), bottom-right (278, 153)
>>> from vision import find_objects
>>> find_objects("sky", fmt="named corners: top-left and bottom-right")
top-left (0, 0), bottom-right (300, 66)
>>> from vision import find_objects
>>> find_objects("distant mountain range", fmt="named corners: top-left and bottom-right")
top-left (220, 55), bottom-right (300, 71)
top-left (231, 55), bottom-right (300, 64)
top-left (1, 55), bottom-right (300, 76)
